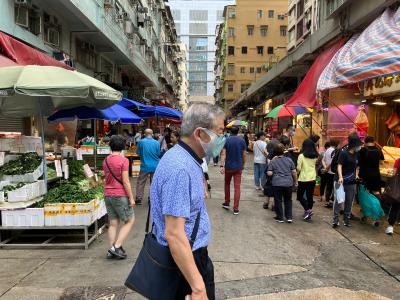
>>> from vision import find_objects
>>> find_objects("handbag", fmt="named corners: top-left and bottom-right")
top-left (343, 173), bottom-right (356, 185)
top-left (263, 176), bottom-right (274, 197)
top-left (125, 204), bottom-right (201, 299)
top-left (382, 170), bottom-right (400, 205)
top-left (105, 156), bottom-right (123, 185)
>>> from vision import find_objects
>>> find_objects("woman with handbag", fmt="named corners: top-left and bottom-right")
top-left (385, 158), bottom-right (400, 235)
top-left (253, 132), bottom-right (268, 190)
top-left (103, 135), bottom-right (135, 259)
top-left (332, 135), bottom-right (362, 228)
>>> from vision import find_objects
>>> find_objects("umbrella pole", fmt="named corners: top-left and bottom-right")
top-left (283, 106), bottom-right (308, 136)
top-left (38, 98), bottom-right (48, 190)
top-left (94, 120), bottom-right (97, 173)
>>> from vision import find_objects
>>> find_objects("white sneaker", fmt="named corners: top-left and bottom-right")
top-left (385, 226), bottom-right (394, 235)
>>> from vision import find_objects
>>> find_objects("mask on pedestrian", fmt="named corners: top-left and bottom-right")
top-left (198, 128), bottom-right (226, 158)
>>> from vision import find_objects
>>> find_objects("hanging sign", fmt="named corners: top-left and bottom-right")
top-left (364, 74), bottom-right (400, 97)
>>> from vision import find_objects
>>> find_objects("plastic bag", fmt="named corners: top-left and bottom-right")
top-left (335, 183), bottom-right (345, 204)
top-left (359, 185), bottom-right (385, 219)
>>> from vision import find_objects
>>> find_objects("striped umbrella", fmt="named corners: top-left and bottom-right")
top-left (226, 120), bottom-right (248, 128)
top-left (317, 7), bottom-right (400, 91)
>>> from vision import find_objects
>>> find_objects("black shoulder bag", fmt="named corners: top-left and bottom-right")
top-left (105, 156), bottom-right (123, 185)
top-left (125, 204), bottom-right (201, 299)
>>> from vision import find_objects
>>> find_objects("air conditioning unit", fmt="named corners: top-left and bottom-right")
top-left (115, 12), bottom-right (124, 22)
top-left (138, 7), bottom-right (149, 14)
top-left (104, 0), bottom-right (114, 8)
top-left (46, 28), bottom-right (60, 46)
top-left (124, 20), bottom-right (134, 34)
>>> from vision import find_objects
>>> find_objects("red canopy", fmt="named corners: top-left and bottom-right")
top-left (280, 38), bottom-right (347, 117)
top-left (0, 54), bottom-right (19, 67)
top-left (0, 31), bottom-right (73, 70)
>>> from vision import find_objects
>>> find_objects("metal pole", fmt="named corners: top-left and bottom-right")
top-left (38, 98), bottom-right (47, 190)
top-left (94, 119), bottom-right (97, 172)
top-left (282, 106), bottom-right (308, 136)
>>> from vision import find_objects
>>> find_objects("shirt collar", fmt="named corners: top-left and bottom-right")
top-left (178, 140), bottom-right (203, 165)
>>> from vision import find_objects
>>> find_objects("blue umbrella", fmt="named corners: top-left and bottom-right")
top-left (138, 106), bottom-right (183, 119)
top-left (47, 106), bottom-right (118, 123)
top-left (119, 98), bottom-right (149, 110)
top-left (103, 104), bottom-right (141, 124)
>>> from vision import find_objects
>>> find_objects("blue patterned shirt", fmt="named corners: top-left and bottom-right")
top-left (150, 141), bottom-right (211, 251)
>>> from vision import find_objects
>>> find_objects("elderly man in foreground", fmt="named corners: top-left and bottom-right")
top-left (150, 102), bottom-right (225, 299)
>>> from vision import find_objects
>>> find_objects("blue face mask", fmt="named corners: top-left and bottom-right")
top-left (199, 128), bottom-right (226, 158)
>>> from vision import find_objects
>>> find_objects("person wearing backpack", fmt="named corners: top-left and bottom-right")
top-left (332, 135), bottom-right (362, 228)
top-left (323, 139), bottom-right (340, 208)
top-left (385, 158), bottom-right (400, 235)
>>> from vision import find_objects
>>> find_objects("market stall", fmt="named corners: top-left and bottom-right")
top-left (0, 65), bottom-right (121, 249)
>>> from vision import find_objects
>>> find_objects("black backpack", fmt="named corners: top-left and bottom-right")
top-left (330, 148), bottom-right (342, 174)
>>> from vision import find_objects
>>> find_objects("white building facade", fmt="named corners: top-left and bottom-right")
top-left (168, 0), bottom-right (234, 103)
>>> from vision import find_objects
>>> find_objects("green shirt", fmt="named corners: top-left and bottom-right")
top-left (297, 153), bottom-right (317, 182)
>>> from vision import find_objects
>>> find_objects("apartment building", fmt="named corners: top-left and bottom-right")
top-left (0, 0), bottom-right (184, 106)
top-left (168, 0), bottom-right (234, 103)
top-left (215, 0), bottom-right (288, 113)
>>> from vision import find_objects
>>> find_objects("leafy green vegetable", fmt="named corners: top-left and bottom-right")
top-left (67, 160), bottom-right (86, 182)
top-left (0, 153), bottom-right (41, 176)
top-left (1, 182), bottom-right (27, 197)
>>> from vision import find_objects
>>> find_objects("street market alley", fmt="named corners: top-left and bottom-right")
top-left (0, 163), bottom-right (399, 300)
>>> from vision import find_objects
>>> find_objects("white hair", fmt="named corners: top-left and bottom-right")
top-left (181, 102), bottom-right (225, 137)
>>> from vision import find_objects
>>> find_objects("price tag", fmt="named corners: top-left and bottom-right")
top-left (0, 152), bottom-right (5, 166)
top-left (61, 159), bottom-right (68, 172)
top-left (64, 165), bottom-right (69, 180)
top-left (83, 164), bottom-right (94, 178)
top-left (76, 149), bottom-right (83, 160)
top-left (55, 160), bottom-right (62, 178)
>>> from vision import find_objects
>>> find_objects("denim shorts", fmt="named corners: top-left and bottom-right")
top-left (105, 196), bottom-right (134, 222)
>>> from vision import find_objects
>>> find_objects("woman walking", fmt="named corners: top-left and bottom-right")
top-left (267, 144), bottom-right (298, 223)
top-left (253, 132), bottom-right (268, 190)
top-left (297, 139), bottom-right (319, 221)
top-left (103, 135), bottom-right (135, 259)
top-left (386, 158), bottom-right (400, 235)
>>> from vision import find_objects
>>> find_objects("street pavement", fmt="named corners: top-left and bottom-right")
top-left (0, 162), bottom-right (399, 299)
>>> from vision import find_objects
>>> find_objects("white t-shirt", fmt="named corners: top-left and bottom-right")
top-left (323, 147), bottom-right (335, 174)
top-left (253, 140), bottom-right (267, 164)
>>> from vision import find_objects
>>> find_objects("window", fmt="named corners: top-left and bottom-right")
top-left (257, 10), bottom-right (263, 19)
top-left (257, 67), bottom-right (262, 73)
top-left (257, 46), bottom-right (264, 55)
top-left (280, 26), bottom-right (287, 36)
top-left (190, 82), bottom-right (207, 96)
top-left (172, 10), bottom-right (181, 20)
top-left (15, 5), bottom-right (41, 36)
top-left (247, 25), bottom-right (254, 36)
top-left (189, 23), bottom-right (208, 34)
top-left (241, 46), bottom-right (248, 54)
top-left (260, 25), bottom-right (268, 37)
top-left (189, 62), bottom-right (207, 71)
top-left (268, 47), bottom-right (274, 54)
top-left (189, 37), bottom-right (208, 51)
top-left (268, 10), bottom-right (274, 18)
top-left (217, 10), bottom-right (224, 21)
top-left (241, 84), bottom-right (251, 93)
top-left (277, 14), bottom-right (285, 20)
top-left (250, 67), bottom-right (255, 73)
top-left (240, 67), bottom-right (246, 73)
top-left (189, 72), bottom-right (207, 82)
top-left (227, 83), bottom-right (234, 93)
top-left (227, 64), bottom-right (235, 75)
top-left (228, 9), bottom-right (236, 18)
top-left (228, 27), bottom-right (235, 37)
top-left (228, 46), bottom-right (235, 56)
top-left (189, 52), bottom-right (207, 61)
top-left (288, 28), bottom-right (295, 42)
top-left (190, 10), bottom-right (208, 21)
top-left (175, 23), bottom-right (181, 34)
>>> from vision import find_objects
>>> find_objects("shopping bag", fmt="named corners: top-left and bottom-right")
top-left (335, 183), bottom-right (345, 204)
top-left (358, 185), bottom-right (385, 219)
top-left (263, 176), bottom-right (274, 197)
top-left (382, 173), bottom-right (400, 205)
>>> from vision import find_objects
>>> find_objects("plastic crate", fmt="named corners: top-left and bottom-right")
top-left (1, 208), bottom-right (45, 227)
top-left (44, 199), bottom-right (96, 226)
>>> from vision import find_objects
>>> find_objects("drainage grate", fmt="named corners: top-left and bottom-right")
top-left (61, 286), bottom-right (127, 300)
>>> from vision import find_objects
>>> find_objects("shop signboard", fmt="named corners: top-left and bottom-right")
top-left (364, 74), bottom-right (400, 97)
top-left (256, 99), bottom-right (272, 116)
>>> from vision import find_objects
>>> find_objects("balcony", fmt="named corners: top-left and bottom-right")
top-left (326, 0), bottom-right (354, 18)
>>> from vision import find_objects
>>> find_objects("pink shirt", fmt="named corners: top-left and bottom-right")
top-left (103, 154), bottom-right (129, 197)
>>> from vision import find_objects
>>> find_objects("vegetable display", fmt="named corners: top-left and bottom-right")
top-left (1, 183), bottom-right (27, 197)
top-left (0, 153), bottom-right (41, 176)
top-left (67, 160), bottom-right (86, 182)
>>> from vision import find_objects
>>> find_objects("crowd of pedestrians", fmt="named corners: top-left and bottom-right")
top-left (102, 103), bottom-right (399, 299)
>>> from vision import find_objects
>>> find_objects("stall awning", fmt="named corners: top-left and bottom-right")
top-left (0, 31), bottom-right (73, 70)
top-left (0, 54), bottom-right (19, 67)
top-left (280, 38), bottom-right (347, 117)
top-left (137, 106), bottom-right (183, 119)
top-left (317, 7), bottom-right (400, 91)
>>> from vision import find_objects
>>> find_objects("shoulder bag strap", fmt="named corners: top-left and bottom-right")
top-left (189, 211), bottom-right (201, 248)
top-left (145, 201), bottom-right (152, 233)
top-left (105, 156), bottom-right (124, 186)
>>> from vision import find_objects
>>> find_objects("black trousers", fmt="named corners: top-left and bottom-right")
top-left (325, 173), bottom-right (335, 202)
top-left (273, 186), bottom-right (293, 220)
top-left (388, 203), bottom-right (400, 226)
top-left (297, 181), bottom-right (316, 211)
top-left (177, 247), bottom-right (215, 300)
top-left (320, 172), bottom-right (327, 197)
